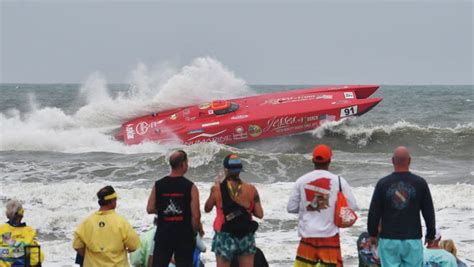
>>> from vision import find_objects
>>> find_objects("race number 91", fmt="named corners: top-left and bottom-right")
top-left (340, 105), bottom-right (358, 117)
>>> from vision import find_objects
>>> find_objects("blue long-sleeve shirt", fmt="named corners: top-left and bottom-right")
top-left (367, 172), bottom-right (435, 241)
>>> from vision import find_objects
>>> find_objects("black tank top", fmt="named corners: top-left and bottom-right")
top-left (155, 176), bottom-right (193, 240)
top-left (220, 179), bottom-right (258, 238)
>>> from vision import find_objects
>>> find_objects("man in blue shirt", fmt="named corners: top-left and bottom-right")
top-left (368, 146), bottom-right (436, 266)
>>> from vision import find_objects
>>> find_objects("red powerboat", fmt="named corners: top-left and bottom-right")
top-left (115, 85), bottom-right (382, 145)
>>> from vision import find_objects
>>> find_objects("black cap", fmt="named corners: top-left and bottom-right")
top-left (97, 185), bottom-right (117, 201)
top-left (223, 154), bottom-right (243, 173)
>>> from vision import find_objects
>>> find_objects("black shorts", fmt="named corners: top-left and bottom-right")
top-left (153, 234), bottom-right (196, 267)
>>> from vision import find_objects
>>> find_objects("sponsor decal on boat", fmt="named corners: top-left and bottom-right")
top-left (273, 122), bottom-right (319, 134)
top-left (187, 129), bottom-right (204, 135)
top-left (231, 114), bottom-right (249, 120)
top-left (344, 92), bottom-right (354, 99)
top-left (126, 124), bottom-right (135, 139)
top-left (233, 126), bottom-right (248, 140)
top-left (248, 125), bottom-right (262, 137)
top-left (263, 116), bottom-right (305, 133)
top-left (202, 122), bottom-right (220, 127)
top-left (262, 94), bottom-right (333, 105)
top-left (136, 121), bottom-right (150, 135)
top-left (187, 130), bottom-right (227, 141)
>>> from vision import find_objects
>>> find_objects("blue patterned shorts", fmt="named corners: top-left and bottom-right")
top-left (211, 231), bottom-right (256, 261)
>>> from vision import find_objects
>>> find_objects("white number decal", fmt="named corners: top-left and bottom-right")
top-left (340, 105), bottom-right (358, 117)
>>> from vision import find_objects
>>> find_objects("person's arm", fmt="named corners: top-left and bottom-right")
top-left (341, 177), bottom-right (359, 211)
top-left (287, 181), bottom-right (300, 214)
top-left (72, 224), bottom-right (86, 255)
top-left (147, 255), bottom-right (153, 267)
top-left (190, 184), bottom-right (202, 233)
top-left (204, 185), bottom-right (216, 213)
top-left (421, 180), bottom-right (436, 243)
top-left (252, 187), bottom-right (264, 219)
top-left (124, 222), bottom-right (141, 253)
top-left (367, 181), bottom-right (383, 238)
top-left (147, 184), bottom-right (157, 214)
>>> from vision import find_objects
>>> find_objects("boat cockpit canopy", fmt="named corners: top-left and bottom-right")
top-left (211, 100), bottom-right (239, 115)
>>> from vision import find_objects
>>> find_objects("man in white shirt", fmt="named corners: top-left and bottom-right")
top-left (287, 144), bottom-right (358, 267)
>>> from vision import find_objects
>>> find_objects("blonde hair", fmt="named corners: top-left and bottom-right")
top-left (439, 239), bottom-right (457, 257)
top-left (5, 199), bottom-right (23, 220)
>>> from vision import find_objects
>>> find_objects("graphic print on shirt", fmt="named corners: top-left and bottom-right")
top-left (162, 193), bottom-right (184, 221)
top-left (386, 181), bottom-right (416, 210)
top-left (303, 178), bottom-right (331, 212)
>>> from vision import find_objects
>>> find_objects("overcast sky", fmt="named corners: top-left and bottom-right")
top-left (1, 1), bottom-right (472, 84)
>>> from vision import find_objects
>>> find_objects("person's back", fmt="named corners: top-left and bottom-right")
top-left (287, 144), bottom-right (358, 267)
top-left (0, 199), bottom-right (44, 267)
top-left (288, 169), bottom-right (357, 237)
top-left (424, 248), bottom-right (457, 267)
top-left (0, 221), bottom-right (43, 266)
top-left (155, 176), bottom-right (194, 240)
top-left (76, 210), bottom-right (138, 265)
top-left (367, 146), bottom-right (436, 267)
top-left (73, 186), bottom-right (140, 267)
top-left (205, 153), bottom-right (264, 267)
top-left (370, 172), bottom-right (433, 239)
top-left (439, 239), bottom-right (468, 267)
top-left (146, 150), bottom-right (202, 267)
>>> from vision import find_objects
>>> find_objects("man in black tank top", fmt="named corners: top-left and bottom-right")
top-left (147, 150), bottom-right (203, 267)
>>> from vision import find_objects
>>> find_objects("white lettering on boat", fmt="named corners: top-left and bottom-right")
top-left (126, 124), bottom-right (134, 139)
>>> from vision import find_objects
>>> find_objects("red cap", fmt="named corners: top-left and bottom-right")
top-left (312, 144), bottom-right (332, 163)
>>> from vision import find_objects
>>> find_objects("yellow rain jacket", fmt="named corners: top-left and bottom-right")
top-left (0, 222), bottom-right (44, 267)
top-left (72, 210), bottom-right (140, 267)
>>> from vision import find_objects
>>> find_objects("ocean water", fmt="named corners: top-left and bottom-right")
top-left (0, 59), bottom-right (473, 266)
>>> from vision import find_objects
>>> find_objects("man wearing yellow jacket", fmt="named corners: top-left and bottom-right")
top-left (0, 199), bottom-right (44, 267)
top-left (73, 185), bottom-right (140, 267)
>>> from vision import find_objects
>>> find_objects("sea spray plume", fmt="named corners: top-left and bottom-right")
top-left (75, 58), bottom-right (252, 127)
top-left (74, 73), bottom-right (136, 127)
top-left (127, 62), bottom-right (177, 99)
top-left (79, 72), bottom-right (111, 103)
top-left (154, 57), bottom-right (252, 108)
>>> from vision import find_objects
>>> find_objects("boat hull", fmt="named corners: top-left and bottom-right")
top-left (116, 85), bottom-right (382, 145)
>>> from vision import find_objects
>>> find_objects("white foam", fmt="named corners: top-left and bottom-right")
top-left (1, 181), bottom-right (472, 265)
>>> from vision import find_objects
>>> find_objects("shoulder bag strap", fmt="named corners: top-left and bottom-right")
top-left (338, 176), bottom-right (342, 192)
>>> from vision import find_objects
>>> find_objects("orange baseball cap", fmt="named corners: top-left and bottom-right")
top-left (312, 144), bottom-right (333, 163)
